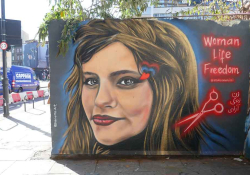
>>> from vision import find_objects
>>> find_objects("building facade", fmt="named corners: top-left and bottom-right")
top-left (11, 46), bottom-right (23, 66)
top-left (142, 0), bottom-right (198, 18)
top-left (142, 0), bottom-right (245, 18)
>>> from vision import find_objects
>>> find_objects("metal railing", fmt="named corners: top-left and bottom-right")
top-left (23, 93), bottom-right (47, 112)
top-left (23, 94), bottom-right (35, 112)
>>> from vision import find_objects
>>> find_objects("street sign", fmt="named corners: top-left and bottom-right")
top-left (0, 41), bottom-right (8, 50)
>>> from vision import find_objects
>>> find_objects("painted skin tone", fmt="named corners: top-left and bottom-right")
top-left (82, 42), bottom-right (153, 146)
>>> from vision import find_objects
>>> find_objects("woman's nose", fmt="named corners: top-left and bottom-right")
top-left (94, 83), bottom-right (117, 109)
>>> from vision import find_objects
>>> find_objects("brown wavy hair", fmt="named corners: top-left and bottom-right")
top-left (61, 19), bottom-right (203, 155)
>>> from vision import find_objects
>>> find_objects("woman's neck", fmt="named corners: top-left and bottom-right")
top-left (94, 128), bottom-right (146, 155)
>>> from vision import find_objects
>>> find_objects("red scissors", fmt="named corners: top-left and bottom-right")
top-left (176, 90), bottom-right (224, 133)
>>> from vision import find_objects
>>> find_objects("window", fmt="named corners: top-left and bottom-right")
top-left (153, 13), bottom-right (172, 17)
top-left (32, 72), bottom-right (37, 80)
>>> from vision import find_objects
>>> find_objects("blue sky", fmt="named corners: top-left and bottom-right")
top-left (3, 0), bottom-right (51, 39)
top-left (2, 0), bottom-right (92, 40)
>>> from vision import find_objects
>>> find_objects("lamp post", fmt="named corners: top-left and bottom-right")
top-left (1, 0), bottom-right (9, 117)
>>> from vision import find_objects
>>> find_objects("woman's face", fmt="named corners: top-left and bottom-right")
top-left (82, 42), bottom-right (153, 145)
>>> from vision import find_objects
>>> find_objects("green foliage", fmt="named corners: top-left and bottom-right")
top-left (179, 0), bottom-right (243, 21)
top-left (39, 0), bottom-right (246, 57)
top-left (38, 0), bottom-right (159, 56)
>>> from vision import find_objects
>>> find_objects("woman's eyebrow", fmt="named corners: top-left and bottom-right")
top-left (110, 70), bottom-right (139, 77)
top-left (83, 72), bottom-right (98, 76)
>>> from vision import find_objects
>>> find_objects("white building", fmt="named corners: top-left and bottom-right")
top-left (142, 0), bottom-right (250, 18)
top-left (142, 0), bottom-right (194, 18)
top-left (0, 50), bottom-right (12, 68)
top-left (21, 30), bottom-right (29, 43)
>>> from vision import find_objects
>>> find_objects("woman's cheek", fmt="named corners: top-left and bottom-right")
top-left (82, 87), bottom-right (97, 119)
top-left (116, 83), bottom-right (153, 117)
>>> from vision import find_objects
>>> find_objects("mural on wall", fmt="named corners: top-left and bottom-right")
top-left (23, 42), bottom-right (49, 69)
top-left (245, 111), bottom-right (250, 159)
top-left (245, 79), bottom-right (250, 159)
top-left (49, 19), bottom-right (250, 156)
top-left (23, 42), bottom-right (38, 68)
top-left (37, 44), bottom-right (49, 68)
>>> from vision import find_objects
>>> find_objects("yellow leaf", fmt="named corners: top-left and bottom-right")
top-left (60, 11), bottom-right (64, 18)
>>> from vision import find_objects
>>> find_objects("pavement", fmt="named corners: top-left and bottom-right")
top-left (39, 80), bottom-right (49, 89)
top-left (0, 97), bottom-right (250, 175)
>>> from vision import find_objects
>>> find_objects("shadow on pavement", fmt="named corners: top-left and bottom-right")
top-left (7, 116), bottom-right (51, 137)
top-left (0, 96), bottom-right (50, 136)
top-left (50, 157), bottom-right (250, 175)
top-left (0, 102), bottom-right (23, 114)
top-left (52, 159), bottom-right (98, 175)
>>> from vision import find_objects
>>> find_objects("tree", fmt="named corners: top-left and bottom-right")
top-left (38, 0), bottom-right (249, 56)
top-left (177, 0), bottom-right (246, 21)
top-left (38, 0), bottom-right (159, 56)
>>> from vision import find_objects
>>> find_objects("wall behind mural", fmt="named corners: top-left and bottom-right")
top-left (49, 19), bottom-right (250, 156)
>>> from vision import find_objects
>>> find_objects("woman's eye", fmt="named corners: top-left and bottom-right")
top-left (117, 77), bottom-right (138, 86)
top-left (84, 78), bottom-right (98, 86)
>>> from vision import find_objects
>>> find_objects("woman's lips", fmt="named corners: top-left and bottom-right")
top-left (92, 115), bottom-right (125, 126)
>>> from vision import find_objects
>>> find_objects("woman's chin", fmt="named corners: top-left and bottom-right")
top-left (96, 137), bottom-right (124, 146)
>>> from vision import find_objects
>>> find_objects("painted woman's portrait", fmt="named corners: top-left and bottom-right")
top-left (60, 19), bottom-right (207, 155)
